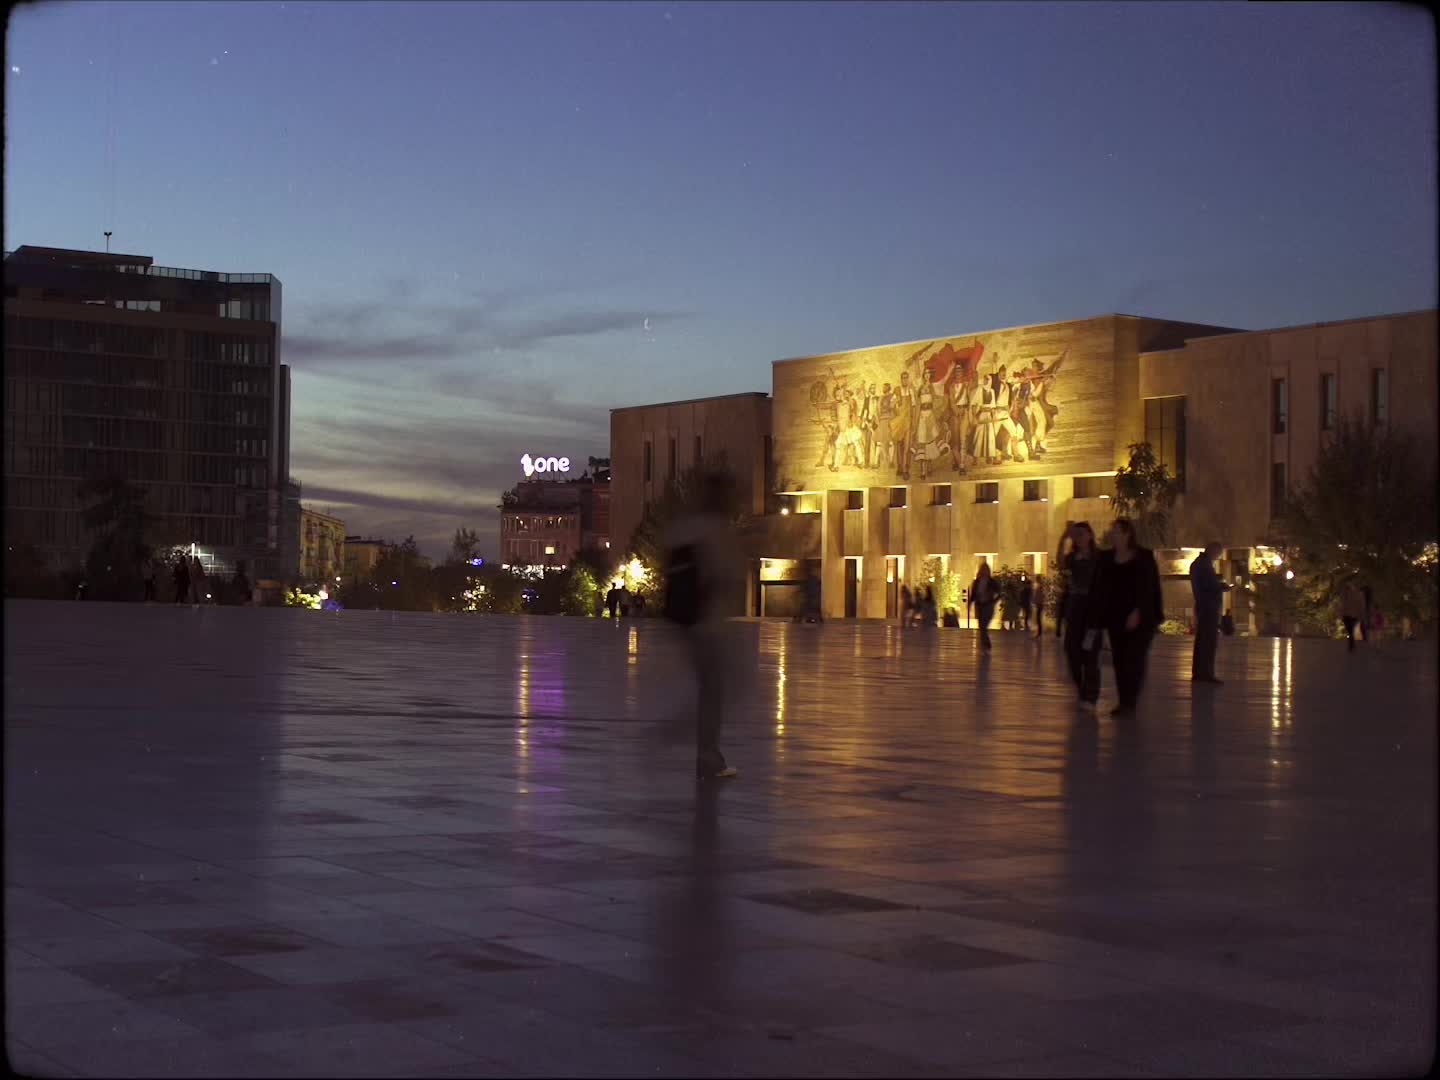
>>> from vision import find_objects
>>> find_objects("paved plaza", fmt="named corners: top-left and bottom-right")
top-left (4, 600), bottom-right (1436, 1078)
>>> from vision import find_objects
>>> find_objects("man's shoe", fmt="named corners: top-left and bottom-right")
top-left (1109, 704), bottom-right (1135, 717)
top-left (1192, 676), bottom-right (1224, 685)
top-left (698, 766), bottom-right (738, 780)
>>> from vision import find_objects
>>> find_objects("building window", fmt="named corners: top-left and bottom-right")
top-left (1271, 461), bottom-right (1287, 517)
top-left (668, 436), bottom-right (677, 479)
top-left (1272, 378), bottom-right (1288, 434)
top-left (1143, 396), bottom-right (1186, 490)
top-left (643, 440), bottom-right (652, 482)
top-left (975, 482), bottom-right (999, 504)
top-left (1074, 475), bottom-right (1115, 500)
top-left (931, 484), bottom-right (952, 506)
top-left (846, 490), bottom-right (864, 511)
top-left (889, 487), bottom-right (907, 508)
top-left (1023, 479), bottom-right (1048, 502)
top-left (1371, 368), bottom-right (1388, 426)
top-left (1320, 374), bottom-right (1337, 431)
top-left (694, 434), bottom-right (703, 463)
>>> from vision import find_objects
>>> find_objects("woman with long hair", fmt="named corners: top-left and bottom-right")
top-left (1088, 517), bottom-right (1164, 716)
top-left (1062, 522), bottom-right (1101, 709)
top-left (1054, 521), bottom-right (1074, 639)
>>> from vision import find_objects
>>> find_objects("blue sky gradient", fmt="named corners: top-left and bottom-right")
top-left (7, 1), bottom-right (1435, 556)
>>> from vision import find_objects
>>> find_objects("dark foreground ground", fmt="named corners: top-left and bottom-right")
top-left (4, 601), bottom-right (1436, 1077)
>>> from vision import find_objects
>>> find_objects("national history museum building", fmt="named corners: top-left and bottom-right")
top-left (610, 308), bottom-right (1437, 627)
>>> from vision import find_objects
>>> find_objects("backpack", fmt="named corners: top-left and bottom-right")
top-left (663, 543), bottom-right (704, 626)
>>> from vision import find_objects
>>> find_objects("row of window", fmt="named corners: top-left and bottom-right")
top-left (1, 448), bottom-right (272, 488)
top-left (641, 434), bottom-right (705, 483)
top-left (504, 513), bottom-right (579, 533)
top-left (4, 318), bottom-right (172, 358)
top-left (789, 475), bottom-right (1116, 513)
top-left (186, 335), bottom-right (274, 368)
top-left (504, 539), bottom-right (562, 561)
top-left (1271, 369), bottom-right (1389, 435)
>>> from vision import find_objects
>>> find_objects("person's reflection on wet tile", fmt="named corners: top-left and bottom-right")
top-left (1062, 715), bottom-right (1154, 885)
top-left (655, 780), bottom-right (735, 1016)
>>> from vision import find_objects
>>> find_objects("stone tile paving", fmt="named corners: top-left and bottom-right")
top-left (3, 600), bottom-right (1435, 1077)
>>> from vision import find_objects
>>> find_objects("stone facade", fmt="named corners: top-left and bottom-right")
top-left (609, 392), bottom-right (772, 562)
top-left (298, 506), bottom-right (346, 585)
top-left (611, 309), bottom-right (1437, 622)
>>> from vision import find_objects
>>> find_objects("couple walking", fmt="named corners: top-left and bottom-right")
top-left (1058, 519), bottom-right (1164, 716)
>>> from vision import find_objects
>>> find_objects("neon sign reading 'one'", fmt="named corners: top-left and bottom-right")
top-left (521, 453), bottom-right (571, 477)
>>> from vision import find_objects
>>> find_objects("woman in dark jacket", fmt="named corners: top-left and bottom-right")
top-left (1086, 517), bottom-right (1164, 716)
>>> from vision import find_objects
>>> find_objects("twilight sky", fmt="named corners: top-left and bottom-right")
top-left (6, 0), bottom-right (1436, 558)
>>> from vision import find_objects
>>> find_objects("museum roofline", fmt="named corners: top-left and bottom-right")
top-left (610, 391), bottom-right (770, 414)
top-left (1137, 307), bottom-right (1438, 351)
top-left (769, 313), bottom-right (1241, 367)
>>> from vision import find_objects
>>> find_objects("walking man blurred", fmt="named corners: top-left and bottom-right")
top-left (663, 469), bottom-right (740, 780)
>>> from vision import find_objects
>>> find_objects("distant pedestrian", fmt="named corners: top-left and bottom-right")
top-left (1089, 518), bottom-right (1164, 717)
top-left (172, 557), bottom-right (191, 605)
top-left (606, 585), bottom-right (620, 619)
top-left (1062, 522), bottom-right (1101, 710)
top-left (802, 566), bottom-right (823, 623)
top-left (619, 587), bottom-right (632, 617)
top-left (663, 470), bottom-right (740, 780)
top-left (142, 564), bottom-right (157, 603)
top-left (190, 556), bottom-right (207, 604)
top-left (1033, 575), bottom-right (1047, 638)
top-left (1189, 542), bottom-right (1232, 683)
top-left (899, 584), bottom-right (913, 628)
top-left (971, 563), bottom-right (999, 651)
top-left (1018, 576), bottom-right (1033, 631)
top-left (231, 563), bottom-right (252, 607)
top-left (1340, 577), bottom-right (1366, 651)
top-left (920, 586), bottom-right (938, 628)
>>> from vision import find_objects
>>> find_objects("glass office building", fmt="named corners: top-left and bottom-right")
top-left (3, 246), bottom-right (292, 578)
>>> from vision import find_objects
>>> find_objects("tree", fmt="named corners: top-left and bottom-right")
top-left (4, 541), bottom-right (58, 599)
top-left (449, 527), bottom-right (481, 565)
top-left (1275, 416), bottom-right (1438, 634)
top-left (1113, 442), bottom-right (1179, 548)
top-left (76, 474), bottom-right (155, 600)
top-left (992, 565), bottom-right (1029, 629)
top-left (627, 455), bottom-right (746, 576)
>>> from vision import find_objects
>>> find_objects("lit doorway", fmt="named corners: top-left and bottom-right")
top-left (844, 557), bottom-right (861, 619)
top-left (884, 555), bottom-right (905, 619)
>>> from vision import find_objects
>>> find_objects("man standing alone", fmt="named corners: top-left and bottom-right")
top-left (1189, 542), bottom-right (1231, 684)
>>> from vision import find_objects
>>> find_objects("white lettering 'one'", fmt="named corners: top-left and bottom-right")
top-left (520, 454), bottom-right (571, 477)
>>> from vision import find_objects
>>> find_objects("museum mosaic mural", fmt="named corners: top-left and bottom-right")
top-left (772, 318), bottom-right (1120, 492)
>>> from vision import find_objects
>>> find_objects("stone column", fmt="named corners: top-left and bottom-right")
top-left (861, 487), bottom-right (890, 618)
top-left (821, 489), bottom-right (848, 619)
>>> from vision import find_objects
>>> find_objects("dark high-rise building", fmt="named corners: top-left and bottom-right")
top-left (3, 245), bottom-right (291, 578)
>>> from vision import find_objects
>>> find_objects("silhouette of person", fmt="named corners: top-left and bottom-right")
top-left (971, 563), bottom-right (998, 650)
top-left (1088, 518), bottom-right (1163, 717)
top-left (190, 556), bottom-right (206, 604)
top-left (172, 557), bottom-right (191, 605)
top-left (1189, 542), bottom-right (1231, 683)
top-left (1340, 577), bottom-right (1366, 651)
top-left (1062, 523), bottom-right (1101, 710)
top-left (665, 470), bottom-right (740, 780)
top-left (232, 562), bottom-right (252, 607)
